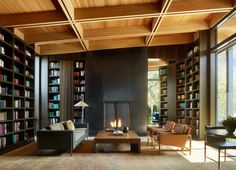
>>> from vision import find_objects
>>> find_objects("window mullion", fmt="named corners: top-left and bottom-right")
top-left (227, 47), bottom-right (234, 116)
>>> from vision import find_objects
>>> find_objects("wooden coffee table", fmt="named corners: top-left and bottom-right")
top-left (94, 130), bottom-right (141, 153)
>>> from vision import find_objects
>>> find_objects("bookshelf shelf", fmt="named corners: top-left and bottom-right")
top-left (0, 26), bottom-right (35, 151)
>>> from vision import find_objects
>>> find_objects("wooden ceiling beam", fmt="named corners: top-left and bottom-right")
top-left (150, 33), bottom-right (194, 46)
top-left (0, 11), bottom-right (67, 28)
top-left (57, 0), bottom-right (87, 50)
top-left (39, 42), bottom-right (84, 55)
top-left (146, 0), bottom-right (173, 46)
top-left (207, 13), bottom-right (228, 28)
top-left (89, 37), bottom-right (145, 51)
top-left (24, 32), bottom-right (77, 44)
top-left (156, 20), bottom-right (209, 35)
top-left (167, 0), bottom-right (233, 14)
top-left (75, 3), bottom-right (161, 23)
top-left (83, 25), bottom-right (150, 41)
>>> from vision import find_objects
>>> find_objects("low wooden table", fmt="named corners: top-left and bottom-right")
top-left (94, 130), bottom-right (141, 153)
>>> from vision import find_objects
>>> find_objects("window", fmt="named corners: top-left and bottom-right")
top-left (148, 70), bottom-right (160, 123)
top-left (216, 44), bottom-right (236, 125)
top-left (216, 50), bottom-right (227, 124)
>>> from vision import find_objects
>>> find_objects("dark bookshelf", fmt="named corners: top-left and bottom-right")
top-left (159, 66), bottom-right (168, 125)
top-left (176, 61), bottom-right (186, 124)
top-left (48, 59), bottom-right (60, 124)
top-left (73, 60), bottom-right (86, 123)
top-left (0, 26), bottom-right (35, 152)
top-left (185, 40), bottom-right (200, 138)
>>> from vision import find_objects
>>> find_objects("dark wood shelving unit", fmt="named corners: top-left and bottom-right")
top-left (0, 26), bottom-right (35, 152)
top-left (185, 40), bottom-right (200, 138)
top-left (159, 66), bottom-right (168, 125)
top-left (176, 61), bottom-right (186, 124)
top-left (48, 59), bottom-right (60, 124)
top-left (73, 60), bottom-right (86, 123)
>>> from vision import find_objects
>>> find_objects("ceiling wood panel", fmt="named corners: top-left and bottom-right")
top-left (0, 0), bottom-right (56, 14)
top-left (0, 0), bottom-right (234, 54)
top-left (81, 18), bottom-right (152, 29)
top-left (75, 3), bottom-right (161, 22)
top-left (71, 0), bottom-right (159, 8)
top-left (150, 33), bottom-right (194, 46)
top-left (40, 41), bottom-right (84, 55)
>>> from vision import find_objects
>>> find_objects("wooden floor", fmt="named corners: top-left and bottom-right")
top-left (1, 138), bottom-right (236, 170)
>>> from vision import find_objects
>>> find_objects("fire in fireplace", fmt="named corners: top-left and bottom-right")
top-left (110, 118), bottom-right (122, 128)
top-left (104, 101), bottom-right (130, 129)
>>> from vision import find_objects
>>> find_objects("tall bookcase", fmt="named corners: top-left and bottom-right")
top-left (48, 60), bottom-right (60, 124)
top-left (185, 41), bottom-right (200, 138)
top-left (73, 60), bottom-right (86, 123)
top-left (159, 66), bottom-right (168, 125)
top-left (0, 26), bottom-right (35, 151)
top-left (176, 61), bottom-right (186, 124)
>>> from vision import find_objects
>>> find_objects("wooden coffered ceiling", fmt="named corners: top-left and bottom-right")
top-left (0, 0), bottom-right (235, 55)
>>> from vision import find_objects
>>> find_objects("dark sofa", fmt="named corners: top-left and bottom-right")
top-left (37, 122), bottom-right (89, 155)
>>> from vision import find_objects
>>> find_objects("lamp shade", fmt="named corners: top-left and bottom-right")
top-left (74, 101), bottom-right (89, 107)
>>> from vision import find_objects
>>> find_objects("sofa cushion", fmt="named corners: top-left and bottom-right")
top-left (49, 123), bottom-right (61, 130)
top-left (173, 124), bottom-right (187, 134)
top-left (58, 122), bottom-right (65, 130)
top-left (65, 120), bottom-right (75, 130)
top-left (165, 121), bottom-right (175, 131)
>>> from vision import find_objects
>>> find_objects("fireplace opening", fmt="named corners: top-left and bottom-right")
top-left (103, 101), bottom-right (130, 130)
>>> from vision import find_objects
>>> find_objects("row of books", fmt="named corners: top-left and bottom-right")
top-left (49, 70), bottom-right (60, 76)
top-left (74, 94), bottom-right (84, 101)
top-left (0, 85), bottom-right (9, 95)
top-left (0, 123), bottom-right (8, 134)
top-left (25, 101), bottom-right (31, 108)
top-left (0, 58), bottom-right (4, 67)
top-left (25, 71), bottom-right (34, 78)
top-left (48, 111), bottom-right (60, 117)
top-left (14, 100), bottom-right (22, 108)
top-left (0, 73), bottom-right (8, 81)
top-left (49, 117), bottom-right (59, 124)
top-left (50, 78), bottom-right (60, 85)
top-left (26, 80), bottom-right (31, 88)
top-left (25, 50), bottom-right (32, 57)
top-left (51, 94), bottom-right (60, 100)
top-left (49, 103), bottom-right (59, 109)
top-left (73, 71), bottom-right (85, 77)
top-left (0, 137), bottom-right (6, 148)
top-left (49, 62), bottom-right (59, 69)
top-left (14, 122), bottom-right (21, 131)
top-left (0, 112), bottom-right (7, 121)
top-left (49, 86), bottom-right (59, 93)
top-left (13, 110), bottom-right (31, 120)
top-left (0, 100), bottom-right (6, 108)
top-left (75, 61), bottom-right (84, 68)
top-left (13, 89), bottom-right (20, 96)
top-left (73, 79), bottom-right (85, 85)
top-left (74, 86), bottom-right (85, 93)
top-left (0, 46), bottom-right (5, 55)
top-left (177, 102), bottom-right (186, 109)
top-left (13, 134), bottom-right (19, 144)
top-left (25, 90), bottom-right (31, 97)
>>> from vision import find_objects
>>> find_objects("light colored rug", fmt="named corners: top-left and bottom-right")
top-left (0, 139), bottom-right (236, 170)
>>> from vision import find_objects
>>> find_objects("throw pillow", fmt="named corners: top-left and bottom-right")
top-left (58, 122), bottom-right (65, 130)
top-left (65, 120), bottom-right (75, 130)
top-left (165, 121), bottom-right (175, 131)
top-left (174, 124), bottom-right (187, 134)
top-left (49, 123), bottom-right (61, 130)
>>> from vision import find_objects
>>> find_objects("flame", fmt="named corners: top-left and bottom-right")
top-left (110, 119), bottom-right (122, 128)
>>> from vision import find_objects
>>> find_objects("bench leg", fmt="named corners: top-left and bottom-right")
top-left (218, 149), bottom-right (220, 170)
top-left (204, 142), bottom-right (206, 162)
